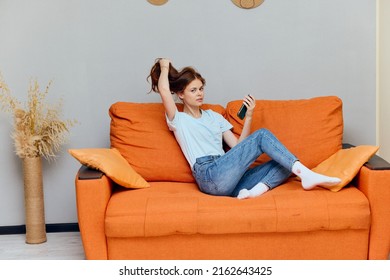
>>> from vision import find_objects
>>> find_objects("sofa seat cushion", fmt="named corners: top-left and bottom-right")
top-left (105, 181), bottom-right (370, 238)
top-left (225, 96), bottom-right (343, 168)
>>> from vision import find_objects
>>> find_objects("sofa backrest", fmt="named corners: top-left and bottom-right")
top-left (109, 96), bottom-right (343, 183)
top-left (109, 102), bottom-right (225, 182)
top-left (225, 96), bottom-right (343, 168)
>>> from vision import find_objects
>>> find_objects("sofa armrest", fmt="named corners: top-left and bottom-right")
top-left (78, 165), bottom-right (104, 180)
top-left (364, 154), bottom-right (390, 171)
top-left (75, 165), bottom-right (113, 260)
top-left (344, 144), bottom-right (390, 259)
top-left (343, 143), bottom-right (390, 170)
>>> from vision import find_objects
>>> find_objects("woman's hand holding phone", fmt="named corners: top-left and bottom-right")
top-left (237, 94), bottom-right (255, 119)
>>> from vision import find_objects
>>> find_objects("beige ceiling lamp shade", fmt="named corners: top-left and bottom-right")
top-left (231, 0), bottom-right (265, 9)
top-left (147, 0), bottom-right (169, 5)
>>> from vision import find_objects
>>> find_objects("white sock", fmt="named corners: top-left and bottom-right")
top-left (237, 183), bottom-right (269, 199)
top-left (292, 161), bottom-right (341, 190)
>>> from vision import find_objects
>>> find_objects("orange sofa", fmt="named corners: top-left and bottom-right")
top-left (74, 96), bottom-right (390, 260)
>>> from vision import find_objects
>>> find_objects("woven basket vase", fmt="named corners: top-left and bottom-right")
top-left (22, 156), bottom-right (47, 244)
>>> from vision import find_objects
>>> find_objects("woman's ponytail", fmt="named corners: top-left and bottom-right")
top-left (147, 59), bottom-right (205, 94)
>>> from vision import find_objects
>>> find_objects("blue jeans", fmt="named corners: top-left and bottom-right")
top-left (192, 128), bottom-right (298, 197)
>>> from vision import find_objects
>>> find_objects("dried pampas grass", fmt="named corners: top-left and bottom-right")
top-left (0, 72), bottom-right (76, 161)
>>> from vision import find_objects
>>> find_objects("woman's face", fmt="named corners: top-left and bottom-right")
top-left (179, 79), bottom-right (204, 107)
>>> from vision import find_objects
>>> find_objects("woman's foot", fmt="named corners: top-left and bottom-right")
top-left (237, 183), bottom-right (269, 199)
top-left (300, 174), bottom-right (341, 190)
top-left (292, 161), bottom-right (341, 190)
top-left (237, 189), bottom-right (251, 199)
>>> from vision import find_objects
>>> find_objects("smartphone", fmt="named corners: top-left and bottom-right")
top-left (237, 104), bottom-right (247, 120)
top-left (237, 95), bottom-right (251, 120)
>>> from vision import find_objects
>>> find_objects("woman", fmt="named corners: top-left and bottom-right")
top-left (148, 58), bottom-right (341, 199)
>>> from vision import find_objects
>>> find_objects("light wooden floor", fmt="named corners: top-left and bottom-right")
top-left (0, 232), bottom-right (389, 260)
top-left (0, 232), bottom-right (85, 260)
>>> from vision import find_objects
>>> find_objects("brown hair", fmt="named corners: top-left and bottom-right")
top-left (148, 59), bottom-right (206, 94)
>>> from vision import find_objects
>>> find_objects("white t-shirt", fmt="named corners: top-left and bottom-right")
top-left (166, 109), bottom-right (233, 169)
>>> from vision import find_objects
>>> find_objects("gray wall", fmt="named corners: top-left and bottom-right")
top-left (0, 0), bottom-right (376, 226)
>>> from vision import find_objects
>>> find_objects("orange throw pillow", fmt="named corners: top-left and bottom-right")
top-left (68, 148), bottom-right (150, 189)
top-left (312, 145), bottom-right (379, 192)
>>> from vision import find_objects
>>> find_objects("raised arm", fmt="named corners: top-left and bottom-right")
top-left (223, 95), bottom-right (256, 148)
top-left (156, 59), bottom-right (177, 121)
top-left (238, 95), bottom-right (256, 142)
